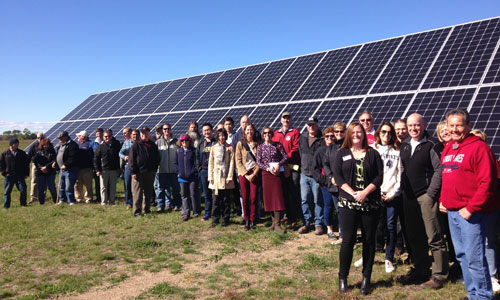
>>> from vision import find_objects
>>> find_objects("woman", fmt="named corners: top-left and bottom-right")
top-left (235, 124), bottom-right (261, 230)
top-left (174, 135), bottom-right (201, 221)
top-left (333, 121), bottom-right (346, 148)
top-left (33, 138), bottom-right (58, 204)
top-left (435, 120), bottom-right (451, 156)
top-left (313, 127), bottom-right (340, 240)
top-left (208, 129), bottom-right (235, 227)
top-left (257, 127), bottom-right (288, 233)
top-left (373, 122), bottom-right (402, 273)
top-left (333, 122), bottom-right (383, 295)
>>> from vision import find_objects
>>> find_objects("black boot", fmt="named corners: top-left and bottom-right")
top-left (249, 221), bottom-right (256, 230)
top-left (339, 277), bottom-right (348, 293)
top-left (245, 220), bottom-right (250, 231)
top-left (360, 276), bottom-right (371, 295)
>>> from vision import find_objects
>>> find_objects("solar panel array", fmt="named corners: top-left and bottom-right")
top-left (46, 17), bottom-right (500, 157)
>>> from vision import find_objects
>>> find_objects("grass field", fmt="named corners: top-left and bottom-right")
top-left (0, 140), bottom-right (497, 299)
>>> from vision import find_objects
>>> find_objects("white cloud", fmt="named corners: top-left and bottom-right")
top-left (0, 120), bottom-right (57, 134)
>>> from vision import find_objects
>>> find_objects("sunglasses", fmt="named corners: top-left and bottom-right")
top-left (380, 130), bottom-right (392, 135)
top-left (360, 119), bottom-right (372, 123)
top-left (263, 132), bottom-right (273, 136)
top-left (163, 128), bottom-right (171, 130)
top-left (325, 135), bottom-right (335, 138)
top-left (334, 130), bottom-right (344, 133)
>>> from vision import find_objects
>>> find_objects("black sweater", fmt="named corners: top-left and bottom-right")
top-left (312, 142), bottom-right (339, 193)
top-left (333, 147), bottom-right (383, 204)
top-left (94, 138), bottom-right (121, 172)
top-left (33, 148), bottom-right (57, 176)
top-left (299, 130), bottom-right (323, 177)
top-left (400, 132), bottom-right (442, 200)
top-left (0, 149), bottom-right (29, 177)
top-left (128, 140), bottom-right (160, 175)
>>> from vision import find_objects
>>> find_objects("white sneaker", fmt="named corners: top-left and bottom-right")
top-left (492, 277), bottom-right (500, 292)
top-left (385, 260), bottom-right (395, 273)
top-left (56, 201), bottom-right (63, 206)
top-left (354, 258), bottom-right (363, 267)
top-left (85, 200), bottom-right (91, 204)
top-left (69, 202), bottom-right (75, 206)
top-left (101, 202), bottom-right (106, 206)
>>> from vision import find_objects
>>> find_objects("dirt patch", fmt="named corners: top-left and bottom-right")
top-left (57, 230), bottom-right (331, 300)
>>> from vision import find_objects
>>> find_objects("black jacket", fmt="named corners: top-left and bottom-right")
top-left (299, 130), bottom-right (323, 177)
top-left (94, 138), bottom-right (121, 172)
top-left (26, 140), bottom-right (40, 162)
top-left (55, 139), bottom-right (80, 169)
top-left (197, 137), bottom-right (216, 171)
top-left (333, 147), bottom-right (383, 204)
top-left (313, 142), bottom-right (339, 193)
top-left (400, 132), bottom-right (442, 200)
top-left (33, 148), bottom-right (57, 176)
top-left (174, 147), bottom-right (199, 180)
top-left (0, 149), bottom-right (30, 177)
top-left (128, 139), bottom-right (160, 175)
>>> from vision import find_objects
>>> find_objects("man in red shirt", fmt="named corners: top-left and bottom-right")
top-left (359, 111), bottom-right (375, 146)
top-left (441, 109), bottom-right (499, 300)
top-left (272, 112), bottom-right (302, 227)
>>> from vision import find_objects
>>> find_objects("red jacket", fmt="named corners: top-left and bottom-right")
top-left (272, 127), bottom-right (301, 165)
top-left (441, 134), bottom-right (500, 214)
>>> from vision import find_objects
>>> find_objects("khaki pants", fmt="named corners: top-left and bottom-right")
top-left (99, 170), bottom-right (119, 204)
top-left (132, 171), bottom-right (155, 215)
top-left (74, 168), bottom-right (93, 202)
top-left (30, 163), bottom-right (38, 202)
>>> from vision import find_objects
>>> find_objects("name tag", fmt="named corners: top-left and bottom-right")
top-left (342, 155), bottom-right (352, 161)
top-left (285, 136), bottom-right (291, 141)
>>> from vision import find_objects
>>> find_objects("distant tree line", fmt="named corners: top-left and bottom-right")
top-left (1, 128), bottom-right (37, 140)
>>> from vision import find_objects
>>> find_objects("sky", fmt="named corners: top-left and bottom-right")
top-left (0, 0), bottom-right (499, 133)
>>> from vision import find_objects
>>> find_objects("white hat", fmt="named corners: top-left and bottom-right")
top-left (76, 130), bottom-right (88, 137)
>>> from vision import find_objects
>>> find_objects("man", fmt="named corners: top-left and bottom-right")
top-left (74, 131), bottom-right (94, 203)
top-left (119, 127), bottom-right (133, 209)
top-left (90, 128), bottom-right (104, 203)
top-left (94, 129), bottom-right (121, 205)
top-left (223, 117), bottom-right (235, 145)
top-left (0, 138), bottom-right (29, 208)
top-left (298, 116), bottom-right (324, 235)
top-left (129, 127), bottom-right (160, 217)
top-left (156, 123), bottom-right (181, 212)
top-left (231, 115), bottom-right (249, 149)
top-left (197, 123), bottom-right (216, 221)
top-left (54, 131), bottom-right (80, 205)
top-left (359, 111), bottom-right (376, 145)
top-left (394, 119), bottom-right (408, 143)
top-left (399, 113), bottom-right (448, 289)
top-left (26, 132), bottom-right (44, 203)
top-left (272, 112), bottom-right (302, 228)
top-left (441, 109), bottom-right (499, 300)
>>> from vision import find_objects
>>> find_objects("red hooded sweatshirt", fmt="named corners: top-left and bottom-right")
top-left (441, 134), bottom-right (500, 214)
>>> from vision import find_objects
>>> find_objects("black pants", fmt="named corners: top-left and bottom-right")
top-left (212, 189), bottom-right (231, 223)
top-left (339, 206), bottom-right (380, 279)
top-left (282, 170), bottom-right (302, 223)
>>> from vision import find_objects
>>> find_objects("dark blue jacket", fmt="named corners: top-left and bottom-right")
top-left (174, 147), bottom-right (199, 180)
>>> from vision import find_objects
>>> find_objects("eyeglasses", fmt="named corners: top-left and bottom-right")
top-left (324, 135), bottom-right (335, 138)
top-left (334, 130), bottom-right (344, 133)
top-left (263, 132), bottom-right (273, 136)
top-left (360, 119), bottom-right (372, 123)
top-left (163, 127), bottom-right (171, 130)
top-left (380, 130), bottom-right (391, 135)
top-left (103, 135), bottom-right (111, 138)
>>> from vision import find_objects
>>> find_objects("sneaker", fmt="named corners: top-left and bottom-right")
top-left (126, 205), bottom-right (132, 210)
top-left (420, 276), bottom-right (445, 289)
top-left (354, 258), bottom-right (363, 267)
top-left (298, 225), bottom-right (311, 234)
top-left (69, 202), bottom-right (75, 206)
top-left (193, 213), bottom-right (200, 218)
top-left (385, 260), bottom-right (395, 273)
top-left (332, 238), bottom-right (343, 245)
top-left (327, 232), bottom-right (338, 240)
top-left (156, 207), bottom-right (165, 213)
top-left (56, 201), bottom-right (63, 206)
top-left (314, 226), bottom-right (324, 235)
top-left (492, 277), bottom-right (500, 292)
top-left (85, 200), bottom-right (91, 204)
top-left (174, 206), bottom-right (181, 211)
top-left (182, 215), bottom-right (189, 222)
top-left (101, 203), bottom-right (106, 206)
top-left (201, 216), bottom-right (209, 221)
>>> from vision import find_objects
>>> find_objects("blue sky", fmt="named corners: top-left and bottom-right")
top-left (0, 0), bottom-right (499, 133)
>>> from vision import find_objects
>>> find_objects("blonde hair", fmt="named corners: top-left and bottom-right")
top-left (471, 129), bottom-right (487, 143)
top-left (436, 120), bottom-right (447, 143)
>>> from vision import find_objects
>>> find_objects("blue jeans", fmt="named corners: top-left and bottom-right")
top-left (385, 199), bottom-right (400, 262)
top-left (300, 173), bottom-right (323, 226)
top-left (199, 169), bottom-right (212, 218)
top-left (156, 173), bottom-right (181, 209)
top-left (3, 175), bottom-right (27, 208)
top-left (123, 166), bottom-right (132, 206)
top-left (448, 211), bottom-right (493, 300)
top-left (321, 186), bottom-right (333, 226)
top-left (37, 174), bottom-right (57, 204)
top-left (485, 210), bottom-right (499, 278)
top-left (59, 168), bottom-right (78, 203)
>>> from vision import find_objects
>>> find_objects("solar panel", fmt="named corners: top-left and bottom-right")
top-left (47, 17), bottom-right (500, 157)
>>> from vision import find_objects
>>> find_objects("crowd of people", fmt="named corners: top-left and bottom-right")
top-left (1, 108), bottom-right (499, 299)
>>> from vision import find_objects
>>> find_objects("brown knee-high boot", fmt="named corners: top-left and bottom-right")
top-left (274, 211), bottom-right (285, 233)
top-left (269, 212), bottom-right (276, 231)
